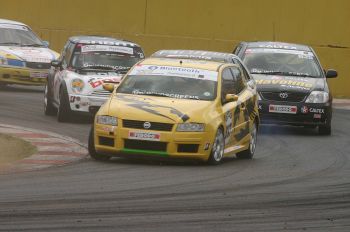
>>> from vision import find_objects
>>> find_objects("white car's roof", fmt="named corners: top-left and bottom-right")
top-left (0, 19), bottom-right (27, 26)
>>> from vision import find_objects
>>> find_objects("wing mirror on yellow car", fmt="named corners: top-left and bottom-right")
top-left (225, 94), bottom-right (239, 103)
top-left (103, 82), bottom-right (119, 92)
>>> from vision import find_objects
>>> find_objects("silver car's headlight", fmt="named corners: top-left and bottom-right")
top-left (71, 78), bottom-right (85, 93)
top-left (177, 123), bottom-right (205, 132)
top-left (0, 57), bottom-right (8, 65)
top-left (305, 91), bottom-right (329, 103)
top-left (96, 116), bottom-right (118, 126)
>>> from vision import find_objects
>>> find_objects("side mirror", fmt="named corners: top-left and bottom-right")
top-left (225, 94), bottom-right (239, 103)
top-left (103, 83), bottom-right (118, 92)
top-left (326, 69), bottom-right (338, 78)
top-left (42, 41), bottom-right (50, 48)
top-left (51, 60), bottom-right (62, 68)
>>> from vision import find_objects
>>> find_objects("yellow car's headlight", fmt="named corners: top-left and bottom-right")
top-left (96, 116), bottom-right (118, 126)
top-left (71, 78), bottom-right (85, 93)
top-left (177, 123), bottom-right (205, 132)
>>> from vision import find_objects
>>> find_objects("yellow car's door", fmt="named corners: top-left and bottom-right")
top-left (220, 67), bottom-right (244, 151)
top-left (229, 67), bottom-right (251, 143)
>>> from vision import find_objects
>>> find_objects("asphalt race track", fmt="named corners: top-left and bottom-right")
top-left (0, 85), bottom-right (349, 232)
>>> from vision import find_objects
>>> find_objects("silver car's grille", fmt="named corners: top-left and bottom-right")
top-left (90, 90), bottom-right (111, 97)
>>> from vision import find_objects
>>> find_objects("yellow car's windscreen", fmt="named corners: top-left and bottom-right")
top-left (117, 65), bottom-right (218, 101)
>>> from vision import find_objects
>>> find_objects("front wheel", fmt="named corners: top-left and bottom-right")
top-left (208, 128), bottom-right (225, 165)
top-left (44, 84), bottom-right (56, 116)
top-left (88, 127), bottom-right (111, 161)
top-left (57, 85), bottom-right (72, 122)
top-left (236, 122), bottom-right (257, 159)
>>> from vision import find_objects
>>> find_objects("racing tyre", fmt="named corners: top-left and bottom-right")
top-left (208, 128), bottom-right (225, 165)
top-left (318, 123), bottom-right (331, 135)
top-left (88, 127), bottom-right (110, 161)
top-left (236, 122), bottom-right (257, 159)
top-left (57, 85), bottom-right (72, 122)
top-left (44, 84), bottom-right (56, 116)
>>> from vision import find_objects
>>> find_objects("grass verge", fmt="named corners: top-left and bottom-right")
top-left (0, 133), bottom-right (36, 165)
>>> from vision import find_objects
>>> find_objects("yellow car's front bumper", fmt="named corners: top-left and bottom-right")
top-left (0, 66), bottom-right (48, 85)
top-left (94, 123), bottom-right (214, 162)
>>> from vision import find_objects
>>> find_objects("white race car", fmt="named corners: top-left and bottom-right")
top-left (44, 36), bottom-right (145, 122)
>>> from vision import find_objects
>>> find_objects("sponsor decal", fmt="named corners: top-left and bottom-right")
top-left (130, 65), bottom-right (218, 82)
top-left (83, 63), bottom-right (130, 71)
top-left (313, 114), bottom-right (322, 119)
top-left (301, 106), bottom-right (309, 114)
top-left (78, 40), bottom-right (136, 47)
top-left (30, 72), bottom-right (48, 78)
top-left (309, 108), bottom-right (325, 114)
top-left (300, 106), bottom-right (325, 114)
top-left (255, 79), bottom-right (313, 89)
top-left (258, 44), bottom-right (298, 50)
top-left (269, 105), bottom-right (297, 114)
top-left (81, 45), bottom-right (134, 54)
top-left (249, 48), bottom-right (314, 57)
top-left (26, 57), bottom-right (52, 63)
top-left (88, 77), bottom-right (121, 88)
top-left (2, 47), bottom-right (52, 63)
top-left (128, 131), bottom-right (160, 141)
top-left (132, 89), bottom-right (200, 100)
top-left (224, 111), bottom-right (233, 144)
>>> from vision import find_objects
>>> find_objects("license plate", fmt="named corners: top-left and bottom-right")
top-left (30, 72), bottom-right (48, 78)
top-left (128, 131), bottom-right (160, 141)
top-left (269, 105), bottom-right (297, 114)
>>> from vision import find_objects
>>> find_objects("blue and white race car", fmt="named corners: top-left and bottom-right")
top-left (0, 19), bottom-right (58, 86)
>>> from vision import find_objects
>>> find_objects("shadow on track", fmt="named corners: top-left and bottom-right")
top-left (98, 153), bottom-right (248, 167)
top-left (0, 84), bottom-right (44, 93)
top-left (259, 124), bottom-right (318, 136)
top-left (44, 113), bottom-right (94, 124)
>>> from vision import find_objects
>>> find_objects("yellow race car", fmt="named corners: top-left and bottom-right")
top-left (0, 19), bottom-right (59, 86)
top-left (89, 53), bottom-right (259, 164)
